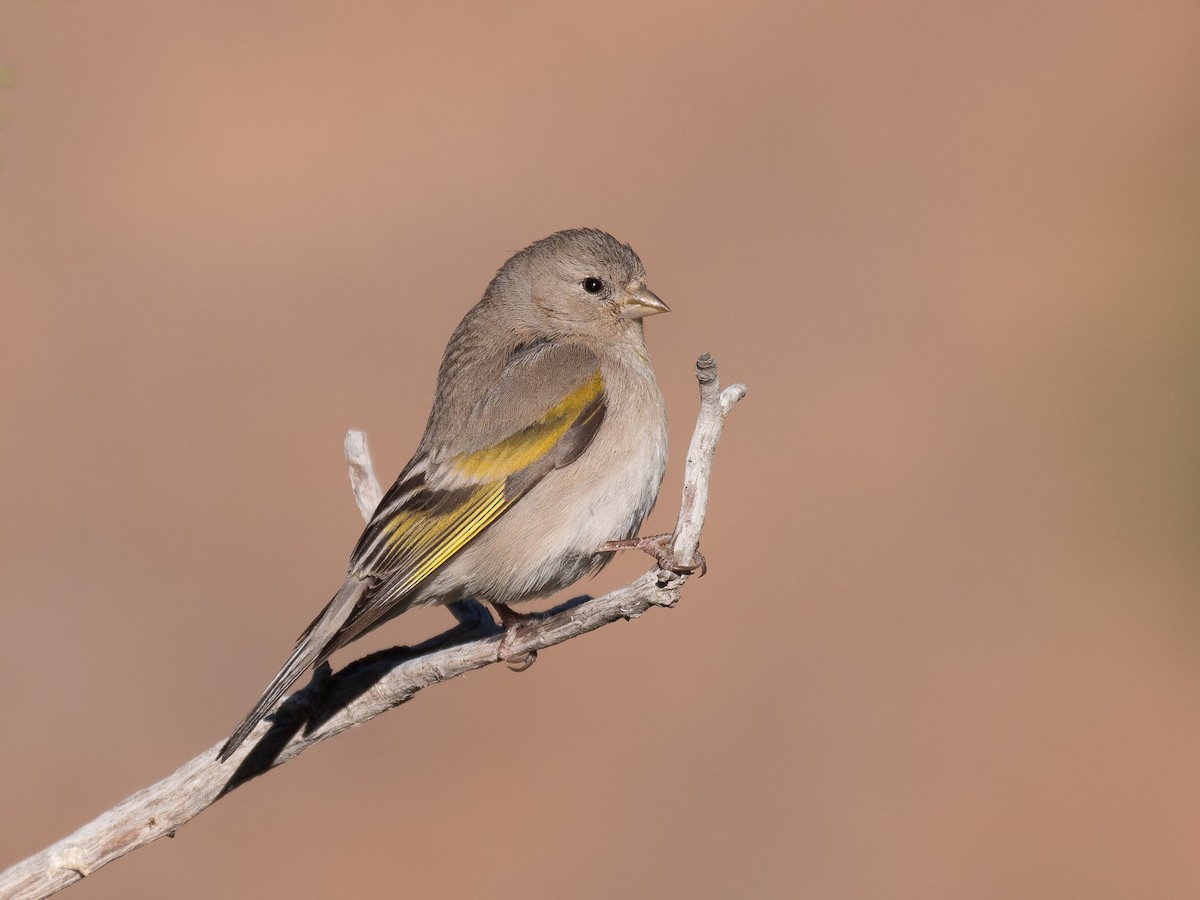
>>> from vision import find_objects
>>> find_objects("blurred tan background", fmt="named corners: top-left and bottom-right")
top-left (3, 2), bottom-right (1199, 897)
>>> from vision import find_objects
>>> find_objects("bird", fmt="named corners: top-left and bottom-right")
top-left (218, 228), bottom-right (680, 762)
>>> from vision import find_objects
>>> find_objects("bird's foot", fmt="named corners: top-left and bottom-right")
top-left (491, 602), bottom-right (538, 672)
top-left (600, 533), bottom-right (707, 576)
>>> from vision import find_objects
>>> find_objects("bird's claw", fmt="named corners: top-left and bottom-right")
top-left (600, 533), bottom-right (707, 576)
top-left (491, 602), bottom-right (538, 672)
top-left (504, 651), bottom-right (538, 672)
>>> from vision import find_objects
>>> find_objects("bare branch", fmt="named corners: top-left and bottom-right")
top-left (671, 352), bottom-right (746, 571)
top-left (0, 355), bottom-right (746, 900)
top-left (343, 429), bottom-right (382, 519)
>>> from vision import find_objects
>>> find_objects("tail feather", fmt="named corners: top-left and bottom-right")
top-left (217, 577), bottom-right (368, 762)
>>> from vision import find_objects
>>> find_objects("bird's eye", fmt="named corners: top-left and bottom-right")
top-left (582, 277), bottom-right (604, 294)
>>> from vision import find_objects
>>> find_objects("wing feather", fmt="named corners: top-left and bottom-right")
top-left (328, 360), bottom-right (606, 649)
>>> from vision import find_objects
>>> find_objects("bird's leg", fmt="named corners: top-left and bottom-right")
top-left (446, 598), bottom-right (494, 631)
top-left (491, 601), bottom-right (538, 672)
top-left (600, 533), bottom-right (707, 576)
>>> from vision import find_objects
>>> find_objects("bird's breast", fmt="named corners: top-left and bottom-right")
top-left (416, 353), bottom-right (668, 605)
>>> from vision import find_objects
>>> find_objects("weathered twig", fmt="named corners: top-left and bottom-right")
top-left (343, 429), bottom-right (382, 519)
top-left (0, 354), bottom-right (746, 900)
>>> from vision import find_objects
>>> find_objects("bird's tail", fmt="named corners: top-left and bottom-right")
top-left (217, 576), bottom-right (368, 762)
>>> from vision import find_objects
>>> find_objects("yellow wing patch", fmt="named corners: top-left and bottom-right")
top-left (366, 367), bottom-right (605, 594)
top-left (451, 369), bottom-right (605, 480)
top-left (382, 482), bottom-right (509, 594)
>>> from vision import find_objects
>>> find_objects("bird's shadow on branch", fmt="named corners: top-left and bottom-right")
top-left (219, 594), bottom-right (593, 794)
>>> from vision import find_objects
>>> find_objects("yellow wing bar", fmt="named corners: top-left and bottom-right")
top-left (451, 369), bottom-right (605, 479)
top-left (385, 482), bottom-right (509, 594)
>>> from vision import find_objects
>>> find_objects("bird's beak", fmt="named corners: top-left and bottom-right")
top-left (619, 283), bottom-right (670, 319)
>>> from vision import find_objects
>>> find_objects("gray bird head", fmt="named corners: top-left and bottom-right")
top-left (485, 228), bottom-right (669, 342)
